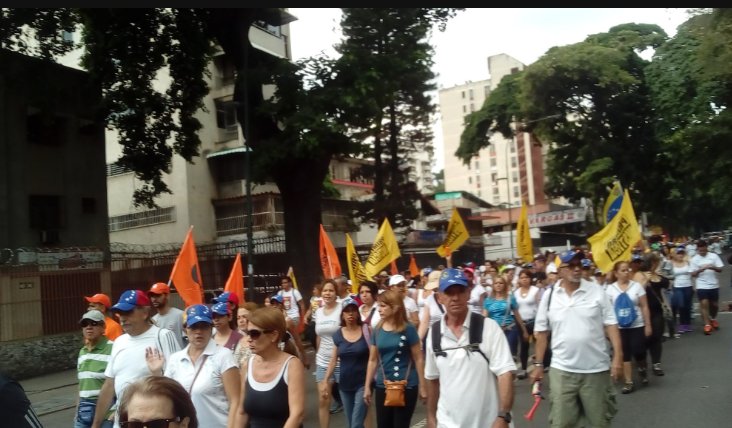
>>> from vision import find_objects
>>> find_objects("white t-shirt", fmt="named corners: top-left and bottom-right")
top-left (105, 325), bottom-right (181, 428)
top-left (425, 314), bottom-right (516, 428)
top-left (423, 293), bottom-right (446, 327)
top-left (535, 279), bottom-right (618, 373)
top-left (686, 243), bottom-right (697, 258)
top-left (468, 285), bottom-right (486, 315)
top-left (513, 286), bottom-right (540, 321)
top-left (672, 263), bottom-right (693, 288)
top-left (278, 288), bottom-right (303, 320)
top-left (165, 340), bottom-right (238, 428)
top-left (152, 307), bottom-right (185, 349)
top-left (605, 281), bottom-right (646, 329)
top-left (314, 305), bottom-right (342, 368)
top-left (404, 295), bottom-right (419, 316)
top-left (690, 253), bottom-right (724, 289)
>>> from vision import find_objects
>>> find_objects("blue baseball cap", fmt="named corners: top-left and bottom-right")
top-left (185, 304), bottom-right (213, 327)
top-left (211, 302), bottom-right (230, 316)
top-left (270, 294), bottom-right (283, 304)
top-left (342, 297), bottom-right (359, 309)
top-left (581, 258), bottom-right (592, 268)
top-left (631, 252), bottom-right (643, 262)
top-left (213, 291), bottom-right (240, 306)
top-left (438, 268), bottom-right (469, 292)
top-left (111, 290), bottom-right (151, 312)
top-left (558, 250), bottom-right (582, 266)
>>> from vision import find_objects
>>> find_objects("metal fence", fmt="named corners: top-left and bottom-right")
top-left (0, 236), bottom-right (290, 342)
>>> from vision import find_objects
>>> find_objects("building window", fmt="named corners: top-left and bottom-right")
top-left (491, 173), bottom-right (497, 183)
top-left (511, 67), bottom-right (520, 74)
top-left (253, 20), bottom-right (282, 37)
top-left (213, 54), bottom-right (236, 86)
top-left (109, 206), bottom-right (176, 232)
top-left (484, 85), bottom-right (490, 97)
top-left (513, 187), bottom-right (520, 198)
top-left (493, 187), bottom-right (499, 195)
top-left (27, 112), bottom-right (67, 146)
top-left (470, 103), bottom-right (475, 112)
top-left (490, 158), bottom-right (497, 167)
top-left (469, 89), bottom-right (474, 100)
top-left (81, 198), bottom-right (96, 214)
top-left (511, 157), bottom-right (517, 168)
top-left (474, 160), bottom-right (479, 170)
top-left (509, 141), bottom-right (516, 153)
top-left (468, 176), bottom-right (472, 184)
top-left (512, 171), bottom-right (519, 183)
top-left (215, 98), bottom-right (238, 134)
top-left (29, 195), bottom-right (64, 229)
top-left (106, 162), bottom-right (132, 177)
top-left (461, 91), bottom-right (465, 99)
top-left (462, 105), bottom-right (467, 113)
top-left (477, 190), bottom-right (481, 197)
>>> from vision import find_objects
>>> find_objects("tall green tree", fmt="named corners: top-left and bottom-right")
top-left (335, 8), bottom-right (461, 229)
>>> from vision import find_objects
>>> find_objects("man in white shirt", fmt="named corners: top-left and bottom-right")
top-left (532, 250), bottom-right (623, 428)
top-left (277, 275), bottom-right (305, 329)
top-left (148, 282), bottom-right (186, 348)
top-left (91, 290), bottom-right (181, 428)
top-left (425, 268), bottom-right (516, 428)
top-left (690, 239), bottom-right (724, 335)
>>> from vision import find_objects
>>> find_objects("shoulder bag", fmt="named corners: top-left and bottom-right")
top-left (377, 329), bottom-right (411, 407)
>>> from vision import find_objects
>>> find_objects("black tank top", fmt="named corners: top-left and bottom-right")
top-left (244, 355), bottom-right (302, 428)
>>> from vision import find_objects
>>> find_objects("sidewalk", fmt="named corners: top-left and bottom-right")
top-left (21, 368), bottom-right (78, 416)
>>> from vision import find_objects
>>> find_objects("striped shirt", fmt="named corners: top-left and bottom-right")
top-left (78, 337), bottom-right (113, 399)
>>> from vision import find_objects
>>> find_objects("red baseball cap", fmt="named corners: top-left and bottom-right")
top-left (148, 282), bottom-right (171, 295)
top-left (84, 293), bottom-right (112, 309)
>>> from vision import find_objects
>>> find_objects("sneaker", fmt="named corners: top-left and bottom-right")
top-left (638, 368), bottom-right (649, 385)
top-left (516, 370), bottom-right (527, 380)
top-left (673, 333), bottom-right (681, 339)
top-left (683, 325), bottom-right (694, 333)
top-left (711, 319), bottom-right (720, 330)
top-left (704, 324), bottom-right (713, 335)
top-left (329, 403), bottom-right (343, 414)
top-left (622, 382), bottom-right (635, 394)
top-left (652, 363), bottom-right (665, 376)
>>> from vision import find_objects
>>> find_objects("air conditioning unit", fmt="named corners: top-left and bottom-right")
top-left (40, 229), bottom-right (60, 245)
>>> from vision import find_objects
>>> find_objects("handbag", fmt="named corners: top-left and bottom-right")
top-left (377, 329), bottom-right (412, 407)
top-left (648, 284), bottom-right (673, 322)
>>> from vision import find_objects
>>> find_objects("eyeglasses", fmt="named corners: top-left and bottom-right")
top-left (120, 418), bottom-right (180, 428)
top-left (245, 328), bottom-right (274, 340)
top-left (618, 269), bottom-right (630, 273)
top-left (80, 320), bottom-right (102, 328)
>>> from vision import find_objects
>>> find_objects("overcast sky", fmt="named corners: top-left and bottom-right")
top-left (287, 8), bottom-right (692, 171)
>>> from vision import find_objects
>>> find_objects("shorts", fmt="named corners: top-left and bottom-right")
top-left (548, 368), bottom-right (617, 428)
top-left (619, 326), bottom-right (646, 362)
top-left (315, 364), bottom-right (340, 383)
top-left (696, 288), bottom-right (719, 302)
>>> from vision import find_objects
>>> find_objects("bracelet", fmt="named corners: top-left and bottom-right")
top-left (533, 362), bottom-right (543, 366)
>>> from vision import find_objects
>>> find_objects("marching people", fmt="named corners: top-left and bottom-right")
top-left (358, 281), bottom-right (380, 329)
top-left (277, 275), bottom-right (306, 330)
top-left (212, 302), bottom-right (244, 352)
top-left (690, 239), bottom-right (724, 335)
top-left (91, 289), bottom-right (181, 428)
top-left (84, 293), bottom-right (123, 341)
top-left (417, 270), bottom-right (444, 345)
top-left (234, 302), bottom-right (260, 365)
top-left (315, 279), bottom-right (344, 427)
top-left (322, 297), bottom-right (371, 428)
top-left (148, 282), bottom-right (186, 349)
top-left (214, 292), bottom-right (241, 320)
top-left (634, 253), bottom-right (671, 376)
top-left (606, 261), bottom-right (652, 393)
top-left (269, 294), bottom-right (308, 367)
top-left (145, 304), bottom-right (240, 428)
top-left (513, 268), bottom-right (541, 380)
top-left (483, 275), bottom-right (528, 364)
top-left (532, 250), bottom-right (623, 427)
top-left (387, 274), bottom-right (420, 328)
top-left (363, 289), bottom-right (426, 428)
top-left (671, 246), bottom-right (695, 333)
top-left (238, 307), bottom-right (306, 428)
top-left (425, 268), bottom-right (516, 428)
top-left (76, 310), bottom-right (114, 428)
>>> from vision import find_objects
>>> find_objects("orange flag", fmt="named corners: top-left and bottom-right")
top-left (224, 253), bottom-right (245, 304)
top-left (409, 254), bottom-right (420, 277)
top-left (168, 227), bottom-right (203, 307)
top-left (319, 224), bottom-right (342, 279)
top-left (390, 259), bottom-right (399, 275)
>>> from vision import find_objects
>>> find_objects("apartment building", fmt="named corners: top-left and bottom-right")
top-left (438, 53), bottom-right (547, 209)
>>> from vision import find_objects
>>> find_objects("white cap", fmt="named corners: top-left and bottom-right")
top-left (388, 274), bottom-right (406, 286)
top-left (546, 264), bottom-right (558, 274)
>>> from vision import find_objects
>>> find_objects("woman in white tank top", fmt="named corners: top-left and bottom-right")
top-left (513, 269), bottom-right (540, 379)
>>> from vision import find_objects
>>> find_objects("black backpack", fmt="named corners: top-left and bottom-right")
top-left (431, 311), bottom-right (489, 363)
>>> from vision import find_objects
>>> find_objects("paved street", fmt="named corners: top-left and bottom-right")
top-left (25, 263), bottom-right (732, 427)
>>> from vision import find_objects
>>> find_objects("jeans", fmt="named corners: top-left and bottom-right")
top-left (339, 386), bottom-right (367, 428)
top-left (672, 287), bottom-right (693, 325)
top-left (74, 417), bottom-right (113, 428)
top-left (503, 324), bottom-right (519, 357)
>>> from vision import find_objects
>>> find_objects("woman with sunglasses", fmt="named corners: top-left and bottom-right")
top-left (145, 304), bottom-right (240, 428)
top-left (239, 307), bottom-right (305, 428)
top-left (322, 297), bottom-right (370, 428)
top-left (363, 289), bottom-right (426, 428)
top-left (118, 376), bottom-right (198, 428)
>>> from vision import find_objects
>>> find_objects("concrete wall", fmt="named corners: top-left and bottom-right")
top-left (0, 332), bottom-right (80, 380)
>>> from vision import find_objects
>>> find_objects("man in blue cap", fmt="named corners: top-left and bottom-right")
top-left (531, 250), bottom-right (623, 428)
top-left (425, 268), bottom-right (516, 428)
top-left (90, 290), bottom-right (181, 428)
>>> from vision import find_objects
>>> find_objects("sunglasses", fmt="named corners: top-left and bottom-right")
top-left (120, 418), bottom-right (180, 428)
top-left (80, 320), bottom-right (102, 328)
top-left (245, 328), bottom-right (274, 340)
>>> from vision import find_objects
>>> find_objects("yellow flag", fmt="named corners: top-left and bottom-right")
top-left (588, 189), bottom-right (642, 273)
top-left (286, 266), bottom-right (299, 290)
top-left (346, 234), bottom-right (369, 294)
top-left (364, 218), bottom-right (401, 279)
top-left (516, 201), bottom-right (533, 263)
top-left (436, 208), bottom-right (469, 258)
top-left (602, 181), bottom-right (624, 225)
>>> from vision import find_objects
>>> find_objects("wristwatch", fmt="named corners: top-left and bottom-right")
top-left (497, 411), bottom-right (512, 423)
